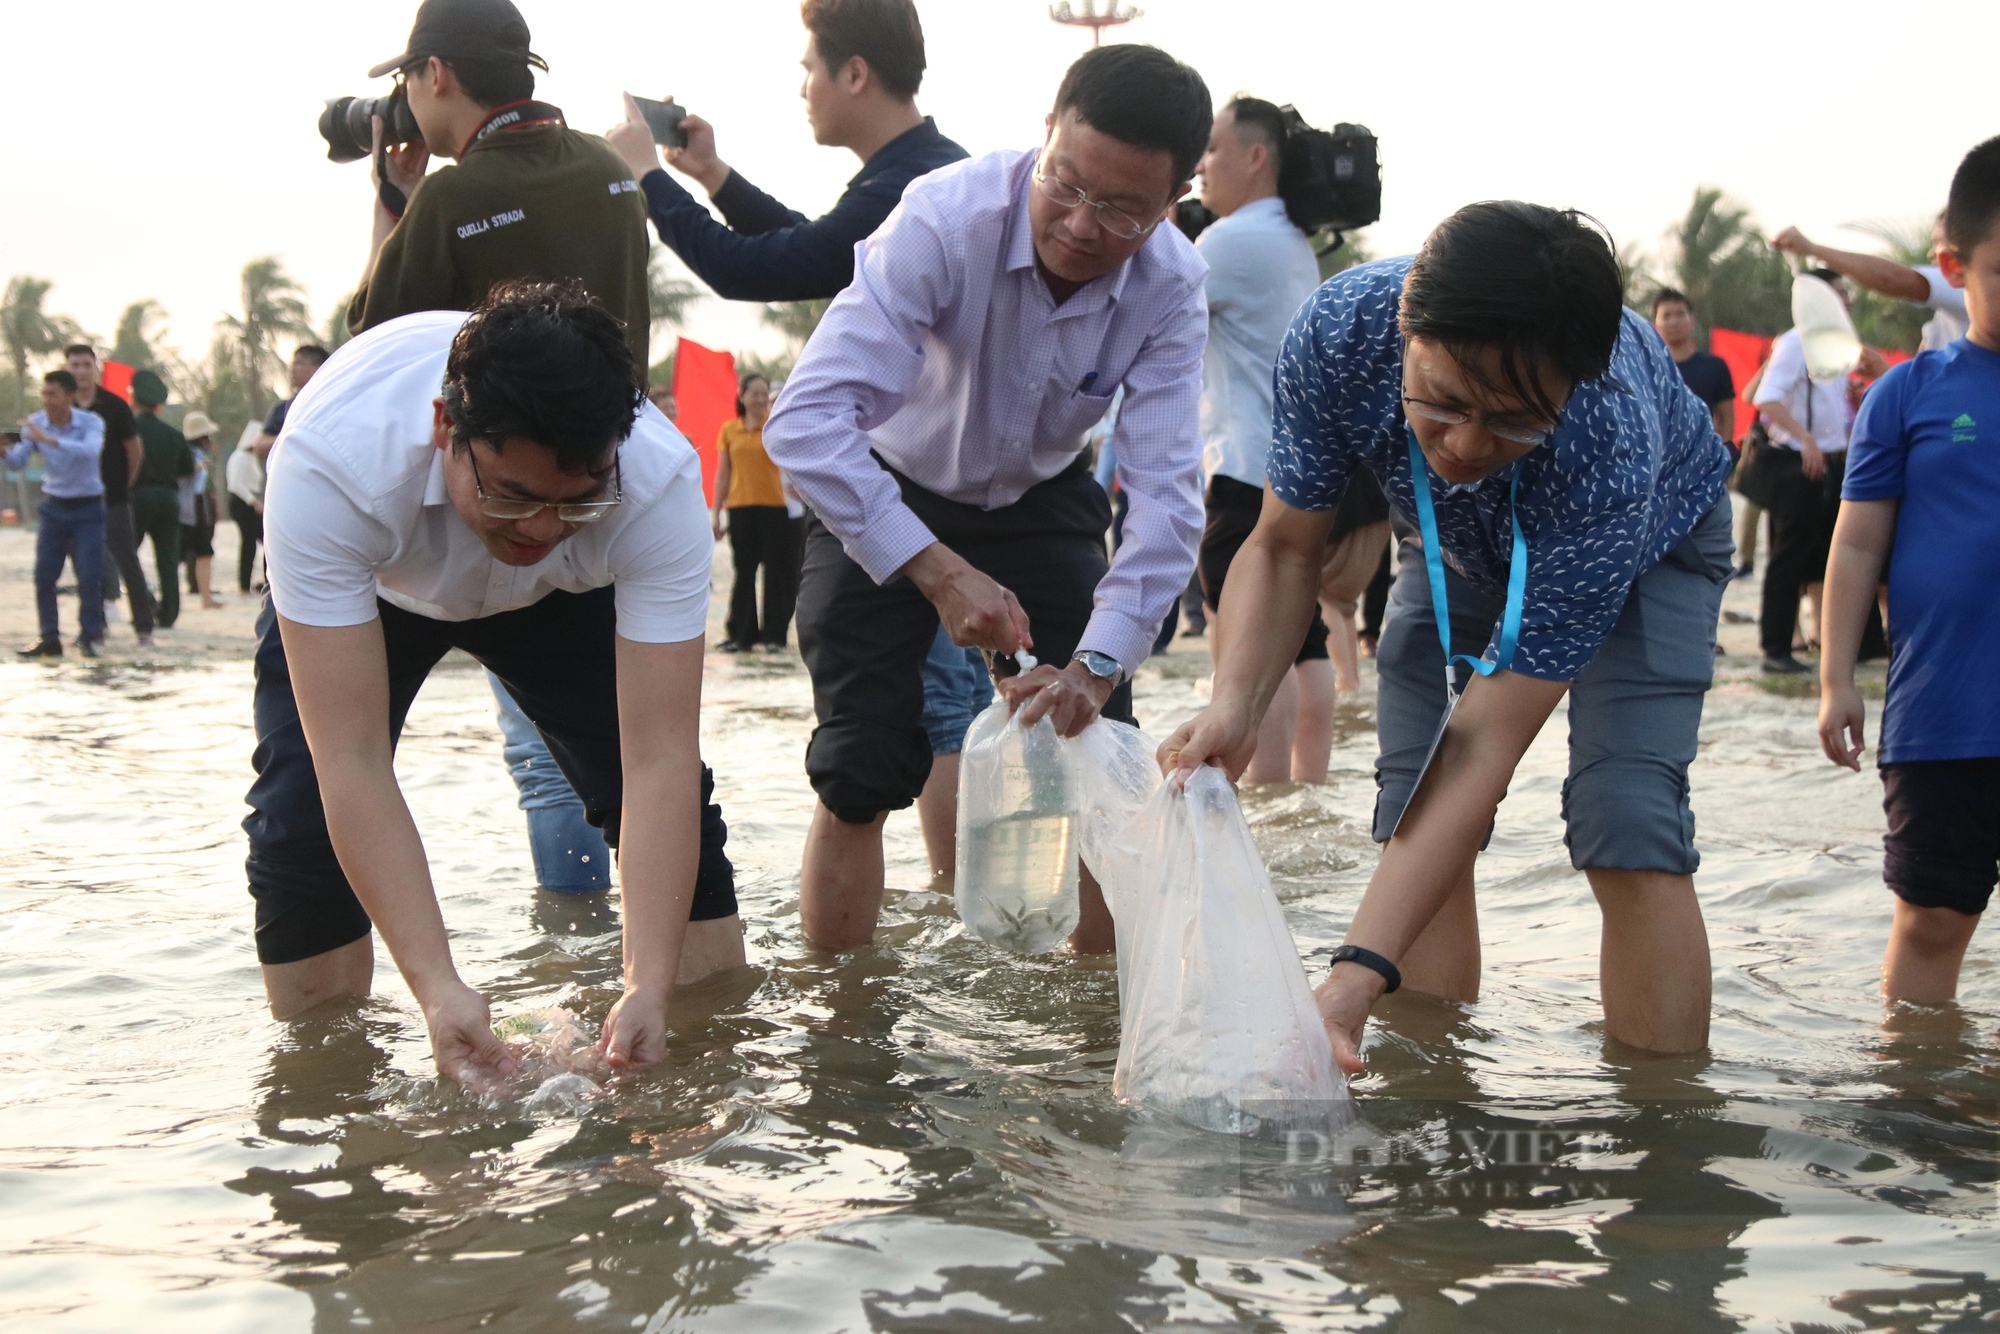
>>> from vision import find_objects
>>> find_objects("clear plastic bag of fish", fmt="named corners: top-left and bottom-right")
top-left (492, 1008), bottom-right (609, 1115)
top-left (1105, 765), bottom-right (1349, 1138)
top-left (953, 697), bottom-right (1084, 954)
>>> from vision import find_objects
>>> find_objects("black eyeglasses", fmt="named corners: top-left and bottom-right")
top-left (468, 451), bottom-right (623, 522)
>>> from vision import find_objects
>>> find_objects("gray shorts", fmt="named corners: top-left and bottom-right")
top-left (1372, 499), bottom-right (1734, 874)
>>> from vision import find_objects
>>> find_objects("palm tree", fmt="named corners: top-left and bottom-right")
top-left (1842, 216), bottom-right (1934, 353)
top-left (2, 277), bottom-right (85, 419)
top-left (1663, 186), bottom-right (1793, 336)
top-left (218, 257), bottom-right (314, 418)
top-left (648, 245), bottom-right (702, 342)
top-left (111, 299), bottom-right (169, 368)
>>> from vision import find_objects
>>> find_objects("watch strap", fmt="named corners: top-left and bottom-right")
top-left (1330, 943), bottom-right (1401, 994)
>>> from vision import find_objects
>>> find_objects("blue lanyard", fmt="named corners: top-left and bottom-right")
top-left (1405, 426), bottom-right (1528, 696)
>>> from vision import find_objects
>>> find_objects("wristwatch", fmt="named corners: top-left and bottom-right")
top-left (1070, 650), bottom-right (1125, 688)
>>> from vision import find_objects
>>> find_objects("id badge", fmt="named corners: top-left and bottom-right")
top-left (1390, 682), bottom-right (1460, 839)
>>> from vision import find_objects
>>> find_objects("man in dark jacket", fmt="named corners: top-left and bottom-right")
top-left (604, 0), bottom-right (966, 302)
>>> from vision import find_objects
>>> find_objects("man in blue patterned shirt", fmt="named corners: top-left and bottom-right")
top-left (1166, 202), bottom-right (1734, 1063)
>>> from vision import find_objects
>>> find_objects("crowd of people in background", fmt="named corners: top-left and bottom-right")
top-left (5, 0), bottom-right (1992, 1088)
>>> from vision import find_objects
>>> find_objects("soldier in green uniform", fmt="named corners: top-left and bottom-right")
top-left (128, 371), bottom-right (194, 629)
top-left (347, 0), bottom-right (652, 368)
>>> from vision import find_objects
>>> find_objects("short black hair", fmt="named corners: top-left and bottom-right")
top-left (434, 55), bottom-right (534, 109)
top-left (44, 369), bottom-right (78, 393)
top-left (1946, 135), bottom-right (2000, 254)
top-left (1651, 288), bottom-right (1692, 316)
top-left (62, 344), bottom-right (96, 361)
top-left (735, 372), bottom-right (770, 419)
top-left (441, 279), bottom-right (643, 475)
top-left (1052, 44), bottom-right (1212, 188)
top-left (1400, 201), bottom-right (1624, 423)
top-left (293, 344), bottom-right (332, 367)
top-left (801, 0), bottom-right (926, 102)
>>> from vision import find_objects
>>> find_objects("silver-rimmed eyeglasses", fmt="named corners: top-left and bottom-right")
top-left (469, 451), bottom-right (623, 522)
top-left (1401, 394), bottom-right (1555, 448)
top-left (1031, 159), bottom-right (1162, 241)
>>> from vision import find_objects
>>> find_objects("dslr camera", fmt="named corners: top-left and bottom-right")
top-left (1177, 112), bottom-right (1381, 250)
top-left (318, 87), bottom-right (424, 164)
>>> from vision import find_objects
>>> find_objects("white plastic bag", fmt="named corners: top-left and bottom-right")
top-left (1071, 716), bottom-right (1160, 879)
top-left (953, 699), bottom-right (1083, 954)
top-left (1108, 766), bottom-right (1349, 1137)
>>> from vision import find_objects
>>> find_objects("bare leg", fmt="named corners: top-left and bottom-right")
top-left (1883, 900), bottom-right (1981, 1002)
top-left (1318, 521), bottom-right (1389, 693)
top-left (1803, 581), bottom-right (1824, 649)
top-left (800, 801), bottom-right (888, 948)
top-left (263, 935), bottom-right (375, 1019)
top-left (677, 915), bottom-right (748, 984)
top-left (914, 754), bottom-right (959, 889)
top-left (196, 555), bottom-right (222, 608)
top-left (1246, 668), bottom-right (1301, 784)
top-left (1396, 863), bottom-right (1480, 1000)
top-left (1289, 658), bottom-right (1335, 783)
top-left (1071, 866), bottom-right (1115, 954)
top-left (1589, 869), bottom-right (1710, 1052)
top-left (1321, 596), bottom-right (1362, 693)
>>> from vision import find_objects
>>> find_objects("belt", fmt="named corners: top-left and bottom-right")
top-left (40, 493), bottom-right (105, 507)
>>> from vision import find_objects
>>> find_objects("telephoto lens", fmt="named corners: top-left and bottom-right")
top-left (317, 87), bottom-right (423, 164)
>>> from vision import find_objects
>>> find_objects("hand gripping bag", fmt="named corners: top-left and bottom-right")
top-left (1108, 765), bottom-right (1349, 1137)
top-left (953, 700), bottom-right (1084, 954)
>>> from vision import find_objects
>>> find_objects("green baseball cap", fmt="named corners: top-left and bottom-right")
top-left (130, 369), bottom-right (168, 407)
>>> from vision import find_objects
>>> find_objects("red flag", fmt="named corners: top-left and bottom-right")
top-left (100, 360), bottom-right (135, 399)
top-left (1707, 328), bottom-right (1772, 443)
top-left (670, 337), bottom-right (737, 507)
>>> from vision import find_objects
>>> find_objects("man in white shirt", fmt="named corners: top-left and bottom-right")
top-left (763, 44), bottom-right (1212, 952)
top-left (1773, 219), bottom-right (1969, 351)
top-left (1752, 269), bottom-right (1864, 673)
top-left (247, 282), bottom-right (741, 1085)
top-left (1190, 96), bottom-right (1335, 783)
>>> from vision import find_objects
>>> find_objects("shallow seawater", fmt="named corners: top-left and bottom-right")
top-left (0, 639), bottom-right (1994, 1332)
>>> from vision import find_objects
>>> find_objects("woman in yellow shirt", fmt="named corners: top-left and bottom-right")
top-left (711, 373), bottom-right (801, 651)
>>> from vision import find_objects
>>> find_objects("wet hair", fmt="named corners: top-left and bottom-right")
top-left (293, 344), bottom-right (332, 367)
top-left (441, 279), bottom-right (643, 475)
top-left (1945, 136), bottom-right (2000, 254)
top-left (62, 344), bottom-right (96, 362)
top-left (1651, 288), bottom-right (1692, 316)
top-left (735, 372), bottom-right (771, 419)
top-left (801, 0), bottom-right (926, 102)
top-left (1400, 201), bottom-right (1624, 423)
top-left (1052, 44), bottom-right (1212, 188)
top-left (44, 369), bottom-right (78, 393)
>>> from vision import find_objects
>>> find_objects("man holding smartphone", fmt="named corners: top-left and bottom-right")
top-left (605, 0), bottom-right (967, 301)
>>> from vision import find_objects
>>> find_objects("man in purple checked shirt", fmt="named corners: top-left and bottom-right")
top-left (763, 44), bottom-right (1213, 954)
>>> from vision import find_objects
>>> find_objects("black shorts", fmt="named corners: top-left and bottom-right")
top-left (794, 452), bottom-right (1136, 824)
top-left (1198, 475), bottom-right (1329, 663)
top-left (242, 589), bottom-right (736, 965)
top-left (1882, 758), bottom-right (2000, 916)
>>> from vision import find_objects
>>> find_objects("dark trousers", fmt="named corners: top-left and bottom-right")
top-left (796, 455), bottom-right (1136, 824)
top-left (1758, 449), bottom-right (1844, 657)
top-left (230, 495), bottom-right (264, 591)
top-left (131, 487), bottom-right (182, 627)
top-left (33, 496), bottom-right (105, 644)
top-left (100, 502), bottom-right (154, 633)
top-left (725, 505), bottom-right (803, 646)
top-left (1361, 540), bottom-right (1392, 639)
top-left (242, 588), bottom-right (736, 965)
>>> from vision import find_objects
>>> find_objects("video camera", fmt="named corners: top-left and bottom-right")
top-left (1176, 111), bottom-right (1381, 251)
top-left (319, 88), bottom-right (423, 164)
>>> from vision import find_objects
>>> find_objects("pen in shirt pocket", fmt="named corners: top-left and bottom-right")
top-left (1076, 371), bottom-right (1100, 394)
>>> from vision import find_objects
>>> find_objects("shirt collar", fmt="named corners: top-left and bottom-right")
top-left (423, 447), bottom-right (451, 507)
top-left (848, 116), bottom-right (946, 189)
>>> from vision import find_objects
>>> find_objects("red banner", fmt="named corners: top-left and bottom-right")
top-left (1706, 328), bottom-right (1771, 444)
top-left (669, 338), bottom-right (737, 507)
top-left (100, 360), bottom-right (135, 399)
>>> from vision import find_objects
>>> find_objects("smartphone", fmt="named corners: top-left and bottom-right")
top-left (631, 96), bottom-right (688, 150)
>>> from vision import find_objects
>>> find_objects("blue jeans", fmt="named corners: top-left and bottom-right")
top-left (34, 497), bottom-right (106, 644)
top-left (919, 625), bottom-right (994, 757)
top-left (490, 672), bottom-right (613, 892)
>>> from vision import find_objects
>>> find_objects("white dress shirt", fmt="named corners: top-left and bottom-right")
top-left (264, 310), bottom-right (713, 643)
top-left (226, 444), bottom-right (264, 506)
top-left (1914, 264), bottom-right (1970, 351)
top-left (762, 148), bottom-right (1209, 674)
top-left (1754, 328), bottom-right (1853, 453)
top-left (1195, 196), bottom-right (1322, 488)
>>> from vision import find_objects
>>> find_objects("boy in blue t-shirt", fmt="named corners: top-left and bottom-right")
top-left (1820, 135), bottom-right (2000, 1002)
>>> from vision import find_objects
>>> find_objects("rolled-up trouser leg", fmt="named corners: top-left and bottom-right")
top-left (1561, 500), bottom-right (1732, 873)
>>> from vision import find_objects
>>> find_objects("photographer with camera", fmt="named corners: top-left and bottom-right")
top-left (603, 0), bottom-right (967, 302)
top-left (342, 0), bottom-right (651, 367)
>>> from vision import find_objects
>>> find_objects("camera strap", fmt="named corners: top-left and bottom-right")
top-left (462, 99), bottom-right (565, 156)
